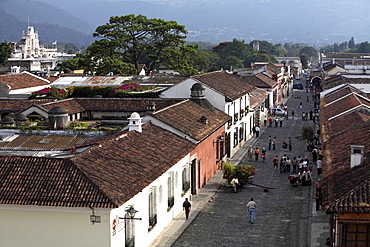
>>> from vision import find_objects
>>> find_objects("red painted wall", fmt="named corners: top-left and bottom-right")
top-left (190, 127), bottom-right (225, 189)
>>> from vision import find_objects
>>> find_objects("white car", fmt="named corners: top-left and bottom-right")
top-left (272, 108), bottom-right (286, 116)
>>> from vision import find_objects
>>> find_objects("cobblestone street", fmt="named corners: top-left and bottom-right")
top-left (173, 90), bottom-right (330, 247)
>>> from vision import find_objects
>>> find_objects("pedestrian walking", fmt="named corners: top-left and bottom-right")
top-left (312, 147), bottom-right (318, 163)
top-left (316, 159), bottom-right (322, 175)
top-left (284, 111), bottom-right (288, 120)
top-left (246, 198), bottom-right (256, 224)
top-left (268, 136), bottom-right (272, 150)
top-left (286, 157), bottom-right (291, 172)
top-left (254, 147), bottom-right (260, 161)
top-left (279, 116), bottom-right (284, 127)
top-left (247, 146), bottom-right (253, 162)
top-left (288, 137), bottom-right (292, 151)
top-left (275, 117), bottom-right (279, 127)
top-left (264, 117), bottom-right (267, 126)
top-left (291, 110), bottom-right (295, 119)
top-left (255, 126), bottom-right (260, 138)
top-left (299, 102), bottom-right (303, 110)
top-left (268, 117), bottom-right (273, 127)
top-left (315, 191), bottom-right (322, 210)
top-left (273, 155), bottom-right (279, 170)
top-left (183, 198), bottom-right (191, 219)
top-left (272, 137), bottom-right (276, 150)
top-left (261, 147), bottom-right (266, 162)
top-left (280, 158), bottom-right (286, 173)
top-left (292, 156), bottom-right (298, 173)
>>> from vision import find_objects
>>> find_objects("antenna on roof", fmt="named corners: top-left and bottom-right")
top-left (28, 17), bottom-right (30, 27)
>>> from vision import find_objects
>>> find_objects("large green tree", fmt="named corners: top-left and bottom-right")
top-left (0, 42), bottom-right (12, 65)
top-left (163, 44), bottom-right (199, 76)
top-left (92, 14), bottom-right (187, 73)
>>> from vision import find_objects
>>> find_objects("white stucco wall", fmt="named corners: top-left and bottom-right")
top-left (0, 205), bottom-right (110, 247)
top-left (109, 154), bottom-right (192, 247)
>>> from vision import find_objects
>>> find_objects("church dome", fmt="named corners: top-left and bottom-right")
top-left (1, 116), bottom-right (15, 124)
top-left (49, 106), bottom-right (68, 114)
top-left (191, 83), bottom-right (205, 91)
top-left (130, 112), bottom-right (141, 119)
top-left (15, 113), bottom-right (27, 121)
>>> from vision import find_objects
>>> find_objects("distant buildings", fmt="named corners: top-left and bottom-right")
top-left (0, 26), bottom-right (75, 76)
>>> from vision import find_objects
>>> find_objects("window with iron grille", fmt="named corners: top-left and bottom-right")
top-left (167, 172), bottom-right (174, 210)
top-left (148, 188), bottom-right (157, 230)
top-left (182, 168), bottom-right (190, 193)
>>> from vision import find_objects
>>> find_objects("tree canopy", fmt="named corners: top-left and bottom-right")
top-left (92, 14), bottom-right (187, 73)
top-left (0, 42), bottom-right (12, 66)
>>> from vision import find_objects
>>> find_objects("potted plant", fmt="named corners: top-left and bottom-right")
top-left (222, 162), bottom-right (234, 178)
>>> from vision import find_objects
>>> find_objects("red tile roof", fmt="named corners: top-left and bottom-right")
top-left (323, 166), bottom-right (370, 214)
top-left (191, 71), bottom-right (256, 100)
top-left (41, 98), bottom-right (85, 114)
top-left (322, 120), bottom-right (370, 176)
top-left (321, 110), bottom-right (370, 143)
top-left (72, 123), bottom-right (196, 206)
top-left (0, 134), bottom-right (97, 151)
top-left (0, 156), bottom-right (116, 208)
top-left (0, 72), bottom-right (50, 90)
top-left (74, 98), bottom-right (184, 112)
top-left (0, 99), bottom-right (54, 112)
top-left (0, 123), bottom-right (196, 208)
top-left (244, 73), bottom-right (278, 88)
top-left (321, 85), bottom-right (363, 105)
top-left (249, 87), bottom-right (269, 109)
top-left (320, 93), bottom-right (370, 123)
top-left (152, 100), bottom-right (230, 141)
top-left (323, 75), bottom-right (370, 90)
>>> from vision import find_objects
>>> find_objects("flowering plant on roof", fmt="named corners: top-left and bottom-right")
top-left (112, 83), bottom-right (141, 93)
top-left (30, 87), bottom-right (68, 99)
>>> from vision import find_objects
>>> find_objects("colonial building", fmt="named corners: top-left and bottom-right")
top-left (1, 26), bottom-right (75, 75)
top-left (320, 84), bottom-right (370, 247)
top-left (0, 120), bottom-right (196, 247)
top-left (160, 70), bottom-right (267, 157)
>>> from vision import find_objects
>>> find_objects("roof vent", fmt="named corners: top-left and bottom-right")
top-left (146, 101), bottom-right (156, 112)
top-left (199, 116), bottom-right (208, 124)
top-left (350, 145), bottom-right (364, 168)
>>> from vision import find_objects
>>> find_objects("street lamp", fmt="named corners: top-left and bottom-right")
top-left (118, 206), bottom-right (142, 220)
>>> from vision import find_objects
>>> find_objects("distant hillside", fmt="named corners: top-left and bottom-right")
top-left (5, 0), bottom-right (370, 46)
top-left (1, 0), bottom-right (95, 34)
top-left (0, 8), bottom-right (95, 45)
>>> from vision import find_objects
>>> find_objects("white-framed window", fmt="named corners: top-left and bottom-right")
top-left (167, 172), bottom-right (175, 210)
top-left (182, 167), bottom-right (190, 194)
top-left (148, 187), bottom-right (157, 230)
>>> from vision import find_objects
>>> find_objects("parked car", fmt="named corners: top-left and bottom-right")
top-left (272, 108), bottom-right (286, 116)
top-left (293, 83), bottom-right (304, 89)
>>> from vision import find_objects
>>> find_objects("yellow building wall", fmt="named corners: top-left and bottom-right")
top-left (0, 208), bottom-right (110, 247)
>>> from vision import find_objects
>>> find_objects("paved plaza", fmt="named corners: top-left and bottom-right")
top-left (151, 89), bottom-right (330, 247)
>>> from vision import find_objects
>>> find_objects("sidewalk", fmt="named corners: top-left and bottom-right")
top-left (150, 91), bottom-right (329, 246)
top-left (149, 120), bottom-right (263, 247)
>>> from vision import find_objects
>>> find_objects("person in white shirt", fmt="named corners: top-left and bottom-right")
top-left (246, 198), bottom-right (256, 224)
top-left (316, 159), bottom-right (322, 175)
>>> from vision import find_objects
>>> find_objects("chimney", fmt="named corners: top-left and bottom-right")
top-left (128, 112), bottom-right (143, 132)
top-left (146, 101), bottom-right (156, 112)
top-left (350, 145), bottom-right (364, 168)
